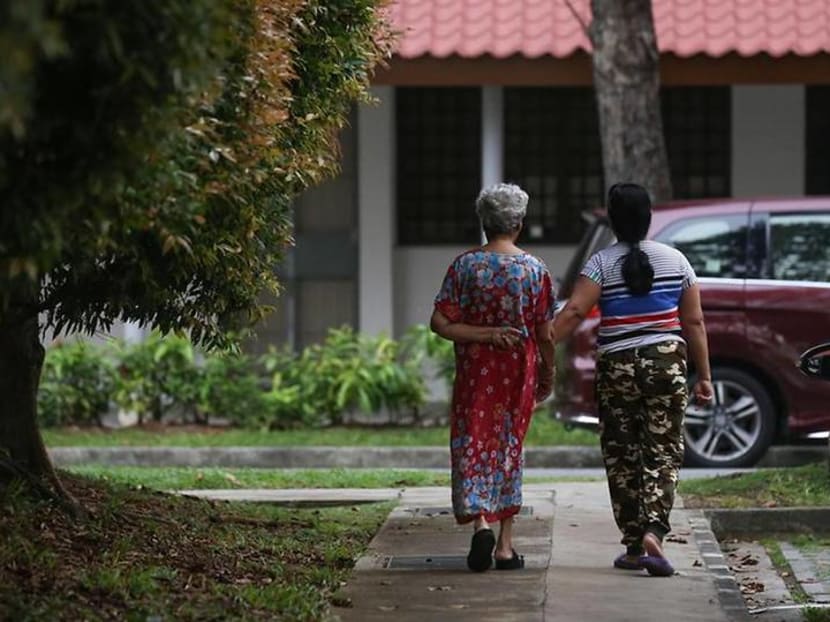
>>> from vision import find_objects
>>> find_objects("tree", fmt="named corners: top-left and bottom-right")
top-left (0, 0), bottom-right (390, 499)
top-left (588, 0), bottom-right (672, 202)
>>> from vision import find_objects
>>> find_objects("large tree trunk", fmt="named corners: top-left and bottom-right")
top-left (590, 0), bottom-right (672, 202)
top-left (0, 283), bottom-right (70, 503)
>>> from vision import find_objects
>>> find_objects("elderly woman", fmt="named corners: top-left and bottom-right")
top-left (430, 183), bottom-right (556, 572)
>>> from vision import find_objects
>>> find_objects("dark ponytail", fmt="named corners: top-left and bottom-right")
top-left (607, 183), bottom-right (654, 296)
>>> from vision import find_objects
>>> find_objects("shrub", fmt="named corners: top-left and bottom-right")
top-left (113, 333), bottom-right (200, 424)
top-left (38, 341), bottom-right (117, 427)
top-left (196, 353), bottom-right (268, 427)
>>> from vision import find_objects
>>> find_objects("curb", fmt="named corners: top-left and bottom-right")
top-left (685, 509), bottom-right (751, 621)
top-left (48, 444), bottom-right (824, 469)
top-left (48, 445), bottom-right (605, 469)
top-left (704, 507), bottom-right (830, 536)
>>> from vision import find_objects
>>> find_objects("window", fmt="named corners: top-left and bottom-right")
top-left (662, 87), bottom-right (731, 199)
top-left (654, 214), bottom-right (748, 278)
top-left (396, 88), bottom-right (481, 244)
top-left (769, 213), bottom-right (830, 283)
top-left (806, 87), bottom-right (830, 195)
top-left (503, 87), bottom-right (603, 244)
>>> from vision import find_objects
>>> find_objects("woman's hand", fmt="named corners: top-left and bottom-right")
top-left (535, 363), bottom-right (555, 402)
top-left (693, 379), bottom-right (714, 405)
top-left (491, 326), bottom-right (523, 349)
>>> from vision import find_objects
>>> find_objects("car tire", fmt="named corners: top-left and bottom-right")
top-left (683, 366), bottom-right (777, 468)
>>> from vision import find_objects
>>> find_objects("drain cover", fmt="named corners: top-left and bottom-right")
top-left (410, 506), bottom-right (533, 517)
top-left (386, 555), bottom-right (468, 570)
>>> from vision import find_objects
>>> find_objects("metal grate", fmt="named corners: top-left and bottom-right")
top-left (662, 87), bottom-right (731, 199)
top-left (396, 87), bottom-right (482, 245)
top-left (806, 86), bottom-right (830, 195)
top-left (405, 506), bottom-right (533, 517)
top-left (386, 555), bottom-right (468, 570)
top-left (504, 87), bottom-right (604, 244)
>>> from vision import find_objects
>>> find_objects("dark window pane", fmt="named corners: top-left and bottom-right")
top-left (396, 87), bottom-right (482, 245)
top-left (806, 87), bottom-right (830, 195)
top-left (504, 87), bottom-right (604, 244)
top-left (662, 87), bottom-right (731, 199)
top-left (654, 214), bottom-right (748, 278)
top-left (769, 213), bottom-right (830, 282)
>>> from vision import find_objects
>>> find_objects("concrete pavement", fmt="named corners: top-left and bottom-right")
top-left (189, 483), bottom-right (749, 621)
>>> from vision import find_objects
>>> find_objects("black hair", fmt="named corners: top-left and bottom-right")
top-left (607, 182), bottom-right (654, 296)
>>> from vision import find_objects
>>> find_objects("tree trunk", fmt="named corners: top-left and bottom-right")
top-left (589, 0), bottom-right (672, 202)
top-left (0, 283), bottom-right (69, 500)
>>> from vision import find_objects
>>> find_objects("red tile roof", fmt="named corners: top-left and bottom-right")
top-left (389, 0), bottom-right (830, 59)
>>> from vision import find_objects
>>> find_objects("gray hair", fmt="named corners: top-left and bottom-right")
top-left (475, 183), bottom-right (529, 235)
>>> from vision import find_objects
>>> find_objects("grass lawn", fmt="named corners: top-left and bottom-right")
top-left (66, 466), bottom-right (602, 491)
top-left (69, 466), bottom-right (453, 490)
top-left (679, 464), bottom-right (830, 509)
top-left (43, 414), bottom-right (598, 448)
top-left (0, 474), bottom-right (390, 621)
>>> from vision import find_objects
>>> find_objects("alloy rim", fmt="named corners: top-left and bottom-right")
top-left (684, 379), bottom-right (762, 462)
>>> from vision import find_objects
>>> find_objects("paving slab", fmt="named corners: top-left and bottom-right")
top-left (334, 487), bottom-right (555, 621)
top-left (330, 481), bottom-right (742, 622)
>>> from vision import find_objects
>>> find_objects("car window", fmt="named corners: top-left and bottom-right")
top-left (769, 213), bottom-right (830, 283)
top-left (559, 219), bottom-right (615, 298)
top-left (653, 214), bottom-right (748, 278)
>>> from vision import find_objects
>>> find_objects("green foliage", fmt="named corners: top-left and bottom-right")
top-left (1, 0), bottom-right (390, 351)
top-left (401, 324), bottom-right (456, 390)
top-left (261, 327), bottom-right (427, 428)
top-left (115, 333), bottom-right (199, 424)
top-left (196, 353), bottom-right (268, 427)
top-left (37, 340), bottom-right (116, 427)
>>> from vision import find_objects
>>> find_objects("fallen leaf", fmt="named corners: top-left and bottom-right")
top-left (693, 560), bottom-right (703, 567)
top-left (449, 604), bottom-right (469, 609)
top-left (378, 605), bottom-right (397, 612)
top-left (667, 535), bottom-right (688, 544)
top-left (763, 501), bottom-right (778, 508)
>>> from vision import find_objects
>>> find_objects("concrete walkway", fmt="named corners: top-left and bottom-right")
top-left (189, 483), bottom-right (747, 621)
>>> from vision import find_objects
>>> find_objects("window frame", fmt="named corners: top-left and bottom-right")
top-left (763, 211), bottom-right (830, 284)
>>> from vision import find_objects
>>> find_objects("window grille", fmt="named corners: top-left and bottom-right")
top-left (662, 87), bottom-right (731, 199)
top-left (806, 86), bottom-right (830, 195)
top-left (396, 87), bottom-right (482, 245)
top-left (503, 87), bottom-right (604, 244)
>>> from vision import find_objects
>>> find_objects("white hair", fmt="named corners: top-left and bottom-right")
top-left (475, 183), bottom-right (529, 235)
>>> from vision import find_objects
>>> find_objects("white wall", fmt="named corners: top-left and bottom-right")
top-left (393, 245), bottom-right (577, 335)
top-left (357, 86), bottom-right (396, 335)
top-left (731, 85), bottom-right (805, 196)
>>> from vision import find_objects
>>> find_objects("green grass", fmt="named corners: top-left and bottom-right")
top-left (68, 466), bottom-right (453, 490)
top-left (65, 466), bottom-right (602, 491)
top-left (804, 607), bottom-right (830, 622)
top-left (679, 464), bottom-right (830, 509)
top-left (0, 474), bottom-right (390, 621)
top-left (43, 414), bottom-right (599, 447)
top-left (762, 539), bottom-right (811, 604)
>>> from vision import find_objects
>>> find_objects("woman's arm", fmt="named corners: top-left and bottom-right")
top-left (535, 320), bottom-right (556, 401)
top-left (552, 276), bottom-right (602, 342)
top-left (430, 309), bottom-right (522, 348)
top-left (679, 284), bottom-right (714, 404)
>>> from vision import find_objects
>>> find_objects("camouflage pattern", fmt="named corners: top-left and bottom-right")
top-left (596, 341), bottom-right (688, 551)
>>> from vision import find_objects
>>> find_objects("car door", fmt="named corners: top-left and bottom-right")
top-left (744, 208), bottom-right (830, 434)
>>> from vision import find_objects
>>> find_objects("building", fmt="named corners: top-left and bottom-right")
top-left (250, 0), bottom-right (830, 351)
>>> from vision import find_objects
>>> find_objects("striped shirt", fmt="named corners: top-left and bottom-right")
top-left (581, 240), bottom-right (697, 354)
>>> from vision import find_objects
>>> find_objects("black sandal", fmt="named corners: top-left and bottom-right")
top-left (494, 549), bottom-right (525, 570)
top-left (466, 528), bottom-right (495, 572)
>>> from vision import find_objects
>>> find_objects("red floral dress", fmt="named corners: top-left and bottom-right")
top-left (434, 250), bottom-right (556, 524)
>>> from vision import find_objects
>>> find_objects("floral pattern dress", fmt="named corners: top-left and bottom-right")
top-left (434, 250), bottom-right (556, 524)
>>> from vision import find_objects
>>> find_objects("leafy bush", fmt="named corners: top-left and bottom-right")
top-left (114, 333), bottom-right (199, 424)
top-left (261, 327), bottom-right (427, 428)
top-left (38, 341), bottom-right (117, 427)
top-left (38, 324), bottom-right (449, 429)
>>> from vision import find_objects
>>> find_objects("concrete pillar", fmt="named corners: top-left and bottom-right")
top-left (357, 86), bottom-right (395, 335)
top-left (481, 86), bottom-right (504, 243)
top-left (731, 85), bottom-right (805, 196)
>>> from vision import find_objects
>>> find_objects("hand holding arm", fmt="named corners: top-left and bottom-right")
top-left (430, 309), bottom-right (523, 348)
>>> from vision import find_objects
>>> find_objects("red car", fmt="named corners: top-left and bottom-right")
top-left (555, 197), bottom-right (830, 467)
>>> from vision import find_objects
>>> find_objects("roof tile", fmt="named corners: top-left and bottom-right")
top-left (389, 0), bottom-right (830, 59)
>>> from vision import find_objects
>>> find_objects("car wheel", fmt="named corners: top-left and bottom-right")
top-left (683, 367), bottom-right (777, 468)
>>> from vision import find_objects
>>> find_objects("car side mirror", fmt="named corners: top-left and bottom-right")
top-left (798, 343), bottom-right (830, 381)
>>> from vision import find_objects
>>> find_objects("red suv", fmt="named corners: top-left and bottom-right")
top-left (555, 197), bottom-right (830, 467)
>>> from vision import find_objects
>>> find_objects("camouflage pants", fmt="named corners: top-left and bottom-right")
top-left (596, 341), bottom-right (688, 554)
